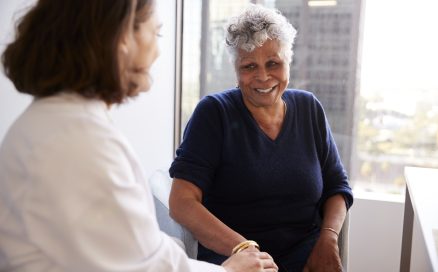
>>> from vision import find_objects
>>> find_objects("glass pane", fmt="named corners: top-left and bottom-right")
top-left (352, 0), bottom-right (438, 194)
top-left (180, 0), bottom-right (438, 195)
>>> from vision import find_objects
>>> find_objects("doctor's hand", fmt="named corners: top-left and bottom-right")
top-left (222, 251), bottom-right (278, 272)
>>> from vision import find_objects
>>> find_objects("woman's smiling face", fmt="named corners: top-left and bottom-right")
top-left (235, 39), bottom-right (290, 110)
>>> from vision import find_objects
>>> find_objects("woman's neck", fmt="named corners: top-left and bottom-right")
top-left (245, 99), bottom-right (287, 140)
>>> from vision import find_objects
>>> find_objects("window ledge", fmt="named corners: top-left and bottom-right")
top-left (352, 189), bottom-right (405, 203)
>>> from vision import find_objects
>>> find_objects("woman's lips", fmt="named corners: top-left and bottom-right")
top-left (255, 85), bottom-right (277, 93)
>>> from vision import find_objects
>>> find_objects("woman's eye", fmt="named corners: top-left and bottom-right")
top-left (267, 61), bottom-right (278, 67)
top-left (242, 64), bottom-right (256, 70)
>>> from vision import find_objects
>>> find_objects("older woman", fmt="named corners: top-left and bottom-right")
top-left (169, 4), bottom-right (353, 272)
top-left (0, 1), bottom-right (278, 271)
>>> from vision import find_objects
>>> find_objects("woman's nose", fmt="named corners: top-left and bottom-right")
top-left (255, 67), bottom-right (270, 81)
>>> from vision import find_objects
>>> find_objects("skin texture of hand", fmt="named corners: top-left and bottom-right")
top-left (222, 251), bottom-right (279, 272)
top-left (302, 232), bottom-right (342, 272)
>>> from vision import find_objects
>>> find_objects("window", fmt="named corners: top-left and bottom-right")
top-left (179, 0), bottom-right (438, 195)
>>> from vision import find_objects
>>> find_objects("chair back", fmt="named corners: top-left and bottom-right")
top-left (149, 170), bottom-right (198, 258)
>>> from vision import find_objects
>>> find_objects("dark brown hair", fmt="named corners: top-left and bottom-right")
top-left (2, 0), bottom-right (151, 104)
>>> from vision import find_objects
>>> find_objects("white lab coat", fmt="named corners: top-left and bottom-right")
top-left (0, 93), bottom-right (224, 272)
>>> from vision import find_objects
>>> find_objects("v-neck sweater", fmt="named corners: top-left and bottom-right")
top-left (170, 88), bottom-right (353, 262)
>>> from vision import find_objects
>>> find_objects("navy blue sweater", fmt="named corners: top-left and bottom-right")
top-left (170, 89), bottom-right (353, 263)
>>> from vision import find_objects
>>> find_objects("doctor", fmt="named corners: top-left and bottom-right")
top-left (0, 0), bottom-right (278, 271)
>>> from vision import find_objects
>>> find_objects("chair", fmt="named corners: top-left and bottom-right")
top-left (149, 170), bottom-right (198, 258)
top-left (338, 213), bottom-right (350, 270)
top-left (149, 170), bottom-right (350, 268)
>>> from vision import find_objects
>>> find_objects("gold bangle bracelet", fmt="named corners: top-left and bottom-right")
top-left (321, 227), bottom-right (339, 237)
top-left (231, 240), bottom-right (260, 255)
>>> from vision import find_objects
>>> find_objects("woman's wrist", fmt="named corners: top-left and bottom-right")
top-left (320, 227), bottom-right (339, 243)
top-left (321, 227), bottom-right (339, 238)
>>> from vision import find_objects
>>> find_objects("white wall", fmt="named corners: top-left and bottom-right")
top-left (349, 193), bottom-right (405, 272)
top-left (0, 0), bottom-right (176, 180)
top-left (0, 1), bottom-right (33, 137)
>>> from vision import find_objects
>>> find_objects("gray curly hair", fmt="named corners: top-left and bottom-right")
top-left (225, 4), bottom-right (297, 64)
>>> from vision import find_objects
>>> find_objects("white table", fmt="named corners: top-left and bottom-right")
top-left (400, 167), bottom-right (438, 272)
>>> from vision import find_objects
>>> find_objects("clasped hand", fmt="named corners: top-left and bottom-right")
top-left (223, 245), bottom-right (279, 272)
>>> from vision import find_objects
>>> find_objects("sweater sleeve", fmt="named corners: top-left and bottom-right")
top-left (311, 95), bottom-right (354, 210)
top-left (169, 96), bottom-right (224, 194)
